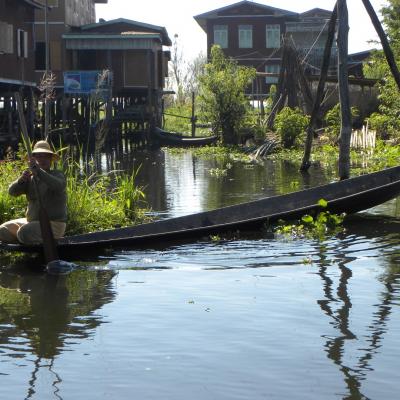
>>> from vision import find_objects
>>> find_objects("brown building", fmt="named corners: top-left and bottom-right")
top-left (32, 1), bottom-right (171, 131)
top-left (33, 0), bottom-right (108, 85)
top-left (0, 0), bottom-right (44, 89)
top-left (63, 18), bottom-right (171, 96)
top-left (0, 0), bottom-right (45, 147)
top-left (194, 1), bottom-right (338, 94)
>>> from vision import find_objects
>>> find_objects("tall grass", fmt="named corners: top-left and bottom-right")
top-left (0, 159), bottom-right (27, 223)
top-left (0, 149), bottom-right (150, 235)
top-left (62, 154), bottom-right (149, 235)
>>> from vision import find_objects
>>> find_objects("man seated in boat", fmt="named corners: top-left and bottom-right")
top-left (0, 140), bottom-right (67, 245)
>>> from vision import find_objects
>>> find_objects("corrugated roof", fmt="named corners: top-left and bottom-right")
top-left (81, 18), bottom-right (172, 46)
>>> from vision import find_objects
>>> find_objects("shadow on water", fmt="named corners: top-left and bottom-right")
top-left (0, 263), bottom-right (116, 398)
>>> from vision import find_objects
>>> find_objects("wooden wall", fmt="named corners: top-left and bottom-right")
top-left (0, 0), bottom-right (37, 84)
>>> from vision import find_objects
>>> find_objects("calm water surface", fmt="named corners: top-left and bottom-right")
top-left (1, 149), bottom-right (400, 400)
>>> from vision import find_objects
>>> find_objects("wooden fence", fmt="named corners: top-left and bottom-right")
top-left (350, 125), bottom-right (376, 149)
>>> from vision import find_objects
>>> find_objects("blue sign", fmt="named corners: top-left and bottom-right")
top-left (63, 70), bottom-right (112, 96)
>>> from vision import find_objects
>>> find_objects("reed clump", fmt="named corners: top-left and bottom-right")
top-left (0, 148), bottom-right (150, 236)
top-left (0, 156), bottom-right (27, 223)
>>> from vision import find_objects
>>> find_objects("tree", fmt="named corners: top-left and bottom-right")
top-left (199, 45), bottom-right (256, 144)
top-left (362, 0), bottom-right (400, 140)
top-left (186, 52), bottom-right (207, 97)
top-left (169, 34), bottom-right (187, 105)
top-left (168, 36), bottom-right (206, 106)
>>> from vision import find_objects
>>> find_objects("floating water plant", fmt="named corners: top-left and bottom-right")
top-left (275, 199), bottom-right (345, 240)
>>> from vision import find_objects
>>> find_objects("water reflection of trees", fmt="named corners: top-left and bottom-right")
top-left (0, 267), bottom-right (116, 397)
top-left (316, 236), bottom-right (400, 400)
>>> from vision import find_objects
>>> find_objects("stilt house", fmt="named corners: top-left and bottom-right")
top-left (62, 18), bottom-right (172, 128)
top-left (0, 0), bottom-right (44, 146)
top-left (194, 1), bottom-right (338, 95)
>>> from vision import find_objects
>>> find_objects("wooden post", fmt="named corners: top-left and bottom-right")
top-left (287, 47), bottom-right (297, 108)
top-left (267, 41), bottom-right (289, 129)
top-left (7, 96), bottom-right (13, 138)
top-left (61, 94), bottom-right (68, 127)
top-left (294, 47), bottom-right (314, 115)
top-left (337, 0), bottom-right (352, 180)
top-left (301, 3), bottom-right (338, 171)
top-left (362, 0), bottom-right (400, 90)
top-left (191, 92), bottom-right (196, 137)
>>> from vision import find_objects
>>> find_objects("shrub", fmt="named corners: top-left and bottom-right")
top-left (274, 107), bottom-right (309, 148)
top-left (324, 104), bottom-right (360, 143)
top-left (199, 45), bottom-right (256, 144)
top-left (367, 112), bottom-right (397, 140)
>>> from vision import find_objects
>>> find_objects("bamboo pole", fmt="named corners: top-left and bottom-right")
top-left (337, 0), bottom-right (352, 180)
top-left (191, 92), bottom-right (196, 137)
top-left (267, 40), bottom-right (289, 129)
top-left (362, 0), bottom-right (400, 90)
top-left (300, 3), bottom-right (338, 171)
top-left (15, 92), bottom-right (59, 263)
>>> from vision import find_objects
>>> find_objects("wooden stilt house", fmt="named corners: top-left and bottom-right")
top-left (0, 0), bottom-right (44, 150)
top-left (62, 18), bottom-right (172, 131)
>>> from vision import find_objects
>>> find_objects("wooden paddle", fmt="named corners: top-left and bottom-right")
top-left (14, 92), bottom-right (59, 263)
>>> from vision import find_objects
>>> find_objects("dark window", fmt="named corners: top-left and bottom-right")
top-left (35, 42), bottom-right (46, 70)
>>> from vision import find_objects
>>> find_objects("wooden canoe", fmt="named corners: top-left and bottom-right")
top-left (154, 127), bottom-right (218, 147)
top-left (1, 166), bottom-right (400, 256)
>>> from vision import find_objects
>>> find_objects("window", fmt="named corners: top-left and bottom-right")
top-left (266, 24), bottom-right (281, 48)
top-left (0, 22), bottom-right (13, 54)
top-left (35, 42), bottom-right (46, 70)
top-left (214, 25), bottom-right (228, 48)
top-left (238, 25), bottom-right (252, 48)
top-left (265, 64), bottom-right (280, 83)
top-left (17, 29), bottom-right (28, 58)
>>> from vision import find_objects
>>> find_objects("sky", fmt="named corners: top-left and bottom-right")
top-left (96, 0), bottom-right (388, 61)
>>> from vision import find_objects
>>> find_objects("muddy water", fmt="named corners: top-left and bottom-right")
top-left (1, 149), bottom-right (399, 400)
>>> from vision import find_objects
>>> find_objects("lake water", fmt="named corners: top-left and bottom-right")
top-left (1, 149), bottom-right (400, 400)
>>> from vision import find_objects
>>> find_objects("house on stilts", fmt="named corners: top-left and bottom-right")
top-left (0, 0), bottom-right (172, 152)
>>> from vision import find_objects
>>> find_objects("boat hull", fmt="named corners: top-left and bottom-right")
top-left (154, 127), bottom-right (218, 147)
top-left (2, 166), bottom-right (400, 256)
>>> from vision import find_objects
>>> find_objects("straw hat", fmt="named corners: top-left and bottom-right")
top-left (32, 140), bottom-right (59, 159)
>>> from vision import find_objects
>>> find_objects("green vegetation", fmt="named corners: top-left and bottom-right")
top-left (274, 107), bottom-right (309, 148)
top-left (0, 151), bottom-right (150, 236)
top-left (275, 199), bottom-right (345, 240)
top-left (163, 103), bottom-right (193, 134)
top-left (362, 0), bottom-right (400, 142)
top-left (269, 141), bottom-right (400, 173)
top-left (163, 103), bottom-right (212, 137)
top-left (166, 145), bottom-right (251, 163)
top-left (64, 162), bottom-right (148, 235)
top-left (324, 104), bottom-right (360, 144)
top-left (209, 167), bottom-right (229, 177)
top-left (0, 158), bottom-right (28, 223)
top-left (199, 45), bottom-right (256, 144)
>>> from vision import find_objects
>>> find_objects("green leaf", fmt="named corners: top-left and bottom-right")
top-left (318, 199), bottom-right (328, 208)
top-left (302, 215), bottom-right (314, 224)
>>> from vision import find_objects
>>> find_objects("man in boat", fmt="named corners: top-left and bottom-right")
top-left (0, 140), bottom-right (67, 245)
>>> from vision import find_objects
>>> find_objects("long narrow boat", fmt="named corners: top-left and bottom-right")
top-left (1, 166), bottom-right (400, 257)
top-left (154, 127), bottom-right (218, 147)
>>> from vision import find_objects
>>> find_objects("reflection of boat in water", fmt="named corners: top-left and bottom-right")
top-left (154, 127), bottom-right (218, 147)
top-left (1, 166), bottom-right (400, 257)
